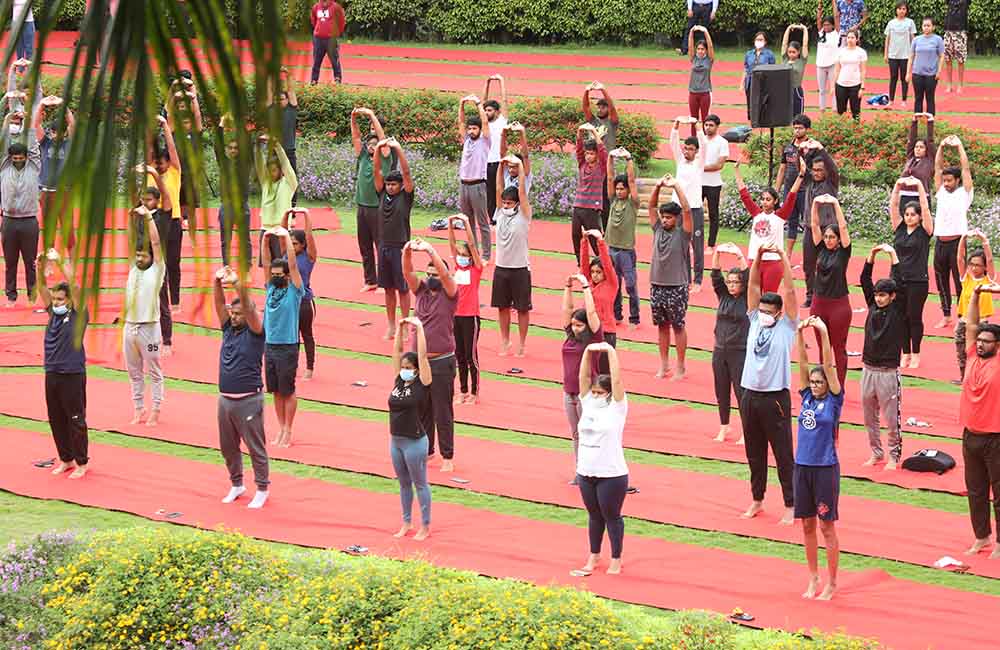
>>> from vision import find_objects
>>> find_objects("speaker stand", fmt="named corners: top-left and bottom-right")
top-left (767, 127), bottom-right (775, 188)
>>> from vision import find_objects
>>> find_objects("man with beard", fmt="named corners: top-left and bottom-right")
top-left (457, 96), bottom-right (492, 261)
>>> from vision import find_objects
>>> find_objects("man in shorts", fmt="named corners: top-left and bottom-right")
top-left (943, 0), bottom-right (969, 94)
top-left (373, 138), bottom-right (414, 339)
top-left (647, 176), bottom-right (692, 380)
top-left (491, 161), bottom-right (533, 357)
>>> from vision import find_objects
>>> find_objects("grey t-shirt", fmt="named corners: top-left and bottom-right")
top-left (588, 116), bottom-right (618, 150)
top-left (649, 221), bottom-right (690, 287)
top-left (689, 55), bottom-right (713, 93)
top-left (494, 207), bottom-right (530, 269)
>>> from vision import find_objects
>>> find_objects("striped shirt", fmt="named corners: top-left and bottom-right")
top-left (573, 134), bottom-right (607, 210)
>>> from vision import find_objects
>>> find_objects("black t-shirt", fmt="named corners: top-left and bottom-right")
top-left (219, 319), bottom-right (265, 394)
top-left (780, 142), bottom-right (801, 190)
top-left (388, 376), bottom-right (427, 438)
top-left (281, 105), bottom-right (298, 151)
top-left (711, 268), bottom-right (750, 351)
top-left (893, 222), bottom-right (931, 282)
top-left (814, 243), bottom-right (852, 298)
top-left (135, 208), bottom-right (172, 259)
top-left (379, 189), bottom-right (413, 246)
top-left (945, 0), bottom-right (969, 31)
top-left (44, 306), bottom-right (88, 374)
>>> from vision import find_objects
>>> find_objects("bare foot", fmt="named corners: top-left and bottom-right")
top-left (413, 525), bottom-right (430, 541)
top-left (146, 409), bottom-right (160, 427)
top-left (803, 574), bottom-right (820, 599)
top-left (884, 459), bottom-right (897, 471)
top-left (655, 364), bottom-right (671, 379)
top-left (607, 558), bottom-right (622, 574)
top-left (161, 344), bottom-right (172, 358)
top-left (966, 537), bottom-right (991, 555)
top-left (303, 369), bottom-right (314, 381)
top-left (908, 353), bottom-right (921, 368)
top-left (628, 322), bottom-right (638, 331)
top-left (51, 461), bottom-right (75, 475)
top-left (816, 583), bottom-right (836, 601)
top-left (956, 86), bottom-right (964, 95)
top-left (498, 341), bottom-right (511, 357)
top-left (455, 393), bottom-right (469, 406)
top-left (934, 317), bottom-right (952, 329)
top-left (581, 553), bottom-right (600, 572)
top-left (778, 507), bottom-right (794, 525)
top-left (383, 325), bottom-right (395, 341)
top-left (991, 546), bottom-right (1000, 560)
top-left (129, 409), bottom-right (145, 425)
top-left (441, 459), bottom-right (454, 473)
top-left (515, 345), bottom-right (526, 358)
top-left (690, 283), bottom-right (703, 295)
top-left (170, 304), bottom-right (181, 314)
top-left (862, 455), bottom-right (880, 467)
top-left (670, 366), bottom-right (686, 381)
top-left (361, 283), bottom-right (377, 293)
top-left (393, 523), bottom-right (412, 538)
top-left (68, 465), bottom-right (88, 479)
top-left (900, 353), bottom-right (911, 368)
top-left (734, 435), bottom-right (744, 445)
top-left (714, 424), bottom-right (730, 442)
top-left (740, 501), bottom-right (764, 519)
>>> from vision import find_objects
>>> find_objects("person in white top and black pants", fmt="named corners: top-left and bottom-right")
top-left (933, 135), bottom-right (973, 329)
top-left (572, 342), bottom-right (629, 577)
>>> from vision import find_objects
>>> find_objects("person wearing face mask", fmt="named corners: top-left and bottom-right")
top-left (571, 342), bottom-right (629, 577)
top-left (580, 229), bottom-right (619, 374)
top-left (447, 214), bottom-right (484, 405)
top-left (255, 133), bottom-right (298, 268)
top-left (374, 138), bottom-right (414, 340)
top-left (740, 243), bottom-right (798, 524)
top-left (572, 123), bottom-right (608, 263)
top-left (212, 265), bottom-right (269, 509)
top-left (890, 177), bottom-right (933, 369)
top-left (648, 177), bottom-right (692, 380)
top-left (605, 149), bottom-right (640, 329)
top-left (281, 208), bottom-right (318, 381)
top-left (901, 113), bottom-right (935, 201)
top-left (959, 281), bottom-right (1000, 560)
top-left (403, 238), bottom-right (459, 472)
top-left (808, 194), bottom-right (852, 388)
top-left (859, 245), bottom-right (906, 471)
top-left (123, 207), bottom-right (167, 427)
top-left (37, 250), bottom-right (89, 480)
top-left (389, 316), bottom-right (433, 541)
top-left (739, 32), bottom-right (775, 121)
top-left (457, 96), bottom-right (492, 261)
top-left (955, 231), bottom-right (995, 383)
top-left (261, 226), bottom-right (304, 449)
top-left (492, 160), bottom-right (533, 358)
top-left (710, 243), bottom-right (749, 443)
top-left (933, 136), bottom-right (973, 331)
top-left (350, 107), bottom-right (393, 292)
top-left (0, 112), bottom-right (41, 308)
top-left (563, 273), bottom-right (604, 484)
top-left (793, 316), bottom-right (844, 601)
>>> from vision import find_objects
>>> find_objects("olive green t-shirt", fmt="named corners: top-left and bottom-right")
top-left (355, 149), bottom-right (398, 208)
top-left (605, 198), bottom-right (637, 250)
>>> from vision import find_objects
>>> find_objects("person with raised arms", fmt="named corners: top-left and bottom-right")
top-left (350, 107), bottom-right (393, 292)
top-left (581, 81), bottom-right (620, 229)
top-left (669, 116), bottom-right (707, 293)
top-left (889, 176), bottom-right (933, 369)
top-left (808, 194), bottom-right (852, 388)
top-left (457, 95), bottom-right (492, 261)
top-left (710, 243), bottom-right (750, 443)
top-left (562, 273), bottom-right (603, 483)
top-left (373, 137), bottom-right (414, 339)
top-left (281, 208), bottom-right (318, 380)
top-left (580, 228), bottom-right (619, 373)
top-left (571, 122), bottom-right (607, 263)
top-left (492, 157), bottom-right (533, 358)
top-left (647, 176), bottom-right (692, 380)
top-left (447, 214), bottom-right (484, 405)
top-left (605, 148), bottom-right (640, 330)
top-left (933, 135), bottom-right (973, 331)
top-left (482, 74), bottom-right (508, 219)
top-left (955, 230), bottom-right (995, 383)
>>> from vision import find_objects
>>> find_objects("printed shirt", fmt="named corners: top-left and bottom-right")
top-left (836, 0), bottom-right (865, 34)
top-left (264, 282), bottom-right (305, 344)
top-left (796, 388), bottom-right (844, 466)
top-left (310, 2), bottom-right (345, 39)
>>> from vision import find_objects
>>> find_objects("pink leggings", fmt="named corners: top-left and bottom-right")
top-left (809, 294), bottom-right (852, 387)
top-left (688, 92), bottom-right (711, 122)
top-left (756, 259), bottom-right (784, 294)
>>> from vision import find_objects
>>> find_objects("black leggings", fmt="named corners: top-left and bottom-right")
top-left (454, 315), bottom-right (481, 396)
top-left (835, 83), bottom-right (861, 119)
top-left (597, 332), bottom-right (617, 375)
top-left (703, 185), bottom-right (722, 248)
top-left (934, 238), bottom-right (962, 318)
top-left (901, 280), bottom-right (929, 354)
top-left (712, 347), bottom-right (745, 425)
top-left (888, 58), bottom-right (909, 102)
top-left (299, 297), bottom-right (316, 371)
top-left (577, 474), bottom-right (628, 558)
top-left (166, 218), bottom-right (183, 306)
top-left (912, 73), bottom-right (937, 115)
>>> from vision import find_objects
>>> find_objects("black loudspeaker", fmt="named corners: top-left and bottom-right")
top-left (750, 64), bottom-right (794, 128)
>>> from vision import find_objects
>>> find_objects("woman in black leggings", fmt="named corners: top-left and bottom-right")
top-left (890, 178), bottom-right (933, 368)
top-left (710, 243), bottom-right (749, 443)
top-left (572, 342), bottom-right (628, 577)
top-left (833, 30), bottom-right (867, 119)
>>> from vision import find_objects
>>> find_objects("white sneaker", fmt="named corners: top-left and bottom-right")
top-left (222, 485), bottom-right (246, 504)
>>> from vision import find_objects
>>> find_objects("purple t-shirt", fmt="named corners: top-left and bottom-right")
top-left (459, 134), bottom-right (489, 181)
top-left (562, 326), bottom-right (604, 394)
top-left (412, 279), bottom-right (458, 355)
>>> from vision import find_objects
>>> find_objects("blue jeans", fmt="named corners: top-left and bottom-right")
top-left (16, 20), bottom-right (34, 60)
top-left (311, 36), bottom-right (342, 83)
top-left (609, 247), bottom-right (639, 325)
top-left (390, 434), bottom-right (431, 526)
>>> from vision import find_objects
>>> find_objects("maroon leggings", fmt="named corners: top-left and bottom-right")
top-left (688, 92), bottom-right (711, 122)
top-left (809, 294), bottom-right (851, 387)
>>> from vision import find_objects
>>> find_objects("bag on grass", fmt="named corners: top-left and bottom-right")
top-left (901, 449), bottom-right (956, 474)
top-left (723, 126), bottom-right (752, 143)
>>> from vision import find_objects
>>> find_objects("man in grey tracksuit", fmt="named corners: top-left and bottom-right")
top-left (0, 120), bottom-right (41, 306)
top-left (124, 207), bottom-right (166, 426)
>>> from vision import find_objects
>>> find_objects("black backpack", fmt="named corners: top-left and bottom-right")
top-left (902, 449), bottom-right (957, 474)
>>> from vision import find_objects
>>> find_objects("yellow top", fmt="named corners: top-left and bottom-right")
top-left (958, 273), bottom-right (995, 319)
top-left (146, 167), bottom-right (182, 219)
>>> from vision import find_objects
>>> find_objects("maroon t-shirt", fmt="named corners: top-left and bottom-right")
top-left (562, 326), bottom-right (604, 394)
top-left (412, 280), bottom-right (458, 356)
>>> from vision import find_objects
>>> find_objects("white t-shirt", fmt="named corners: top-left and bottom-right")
top-left (576, 393), bottom-right (629, 478)
top-left (701, 135), bottom-right (730, 187)
top-left (835, 47), bottom-right (867, 87)
top-left (748, 212), bottom-right (787, 261)
top-left (670, 132), bottom-right (706, 207)
top-left (934, 186), bottom-right (972, 237)
top-left (13, 0), bottom-right (33, 22)
top-left (487, 115), bottom-right (507, 163)
top-left (125, 260), bottom-right (166, 323)
top-left (816, 30), bottom-right (840, 67)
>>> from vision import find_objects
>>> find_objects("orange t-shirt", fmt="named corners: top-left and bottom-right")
top-left (960, 340), bottom-right (1000, 433)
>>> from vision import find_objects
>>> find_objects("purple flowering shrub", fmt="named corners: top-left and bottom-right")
top-left (0, 531), bottom-right (77, 649)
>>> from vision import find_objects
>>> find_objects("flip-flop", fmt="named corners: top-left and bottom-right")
top-left (569, 568), bottom-right (593, 577)
top-left (33, 458), bottom-right (55, 468)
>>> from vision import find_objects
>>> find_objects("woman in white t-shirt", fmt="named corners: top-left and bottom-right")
top-left (814, 12), bottom-right (839, 110)
top-left (571, 342), bottom-right (628, 577)
top-left (833, 31), bottom-right (867, 120)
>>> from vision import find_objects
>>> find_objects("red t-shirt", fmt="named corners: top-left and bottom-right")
top-left (960, 340), bottom-right (1000, 433)
top-left (580, 239), bottom-right (620, 334)
top-left (454, 263), bottom-right (484, 317)
top-left (311, 2), bottom-right (345, 39)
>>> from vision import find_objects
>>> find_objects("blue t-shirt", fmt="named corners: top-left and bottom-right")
top-left (39, 135), bottom-right (69, 190)
top-left (743, 48), bottom-right (776, 88)
top-left (911, 34), bottom-right (944, 76)
top-left (295, 250), bottom-right (315, 301)
top-left (795, 387), bottom-right (844, 466)
top-left (264, 281), bottom-right (304, 344)
top-left (218, 319), bottom-right (265, 394)
top-left (740, 310), bottom-right (797, 392)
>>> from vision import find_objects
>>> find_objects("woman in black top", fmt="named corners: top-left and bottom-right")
top-left (389, 316), bottom-right (433, 540)
top-left (809, 194), bottom-right (852, 387)
top-left (710, 243), bottom-right (750, 443)
top-left (889, 177), bottom-right (933, 368)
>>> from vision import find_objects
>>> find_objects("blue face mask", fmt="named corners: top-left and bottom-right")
top-left (399, 368), bottom-right (417, 382)
top-left (456, 255), bottom-right (471, 267)
top-left (52, 304), bottom-right (69, 315)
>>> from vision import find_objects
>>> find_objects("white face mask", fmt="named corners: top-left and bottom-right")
top-left (754, 40), bottom-right (765, 50)
top-left (758, 312), bottom-right (776, 328)
top-left (8, 123), bottom-right (21, 135)
top-left (500, 206), bottom-right (517, 217)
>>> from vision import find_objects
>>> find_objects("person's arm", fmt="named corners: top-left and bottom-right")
top-left (578, 337), bottom-right (594, 396)
top-left (212, 269), bottom-right (229, 327)
top-left (254, 136), bottom-right (268, 184)
top-left (446, 214), bottom-right (460, 258)
top-left (497, 75), bottom-right (508, 117)
top-left (605, 345), bottom-right (625, 402)
top-left (274, 144), bottom-right (298, 194)
top-left (402, 241), bottom-right (419, 294)
top-left (36, 254), bottom-right (52, 308)
top-left (499, 125), bottom-right (508, 159)
top-left (782, 25), bottom-right (792, 57)
top-left (349, 108), bottom-right (362, 156)
top-left (672, 181), bottom-right (692, 235)
top-left (967, 283), bottom-right (985, 347)
top-left (733, 164), bottom-right (758, 215)
top-left (861, 246), bottom-right (877, 305)
top-left (600, 85), bottom-right (619, 124)
top-left (160, 115), bottom-right (180, 171)
top-left (906, 117), bottom-right (917, 158)
top-left (284, 230), bottom-right (302, 289)
top-left (582, 278), bottom-right (601, 332)
top-left (815, 317), bottom-right (841, 394)
top-left (833, 59), bottom-right (842, 87)
top-left (669, 121), bottom-right (681, 161)
top-left (597, 236), bottom-right (618, 292)
top-left (562, 276), bottom-right (576, 327)
top-left (575, 125), bottom-right (587, 166)
top-left (958, 233), bottom-right (969, 277)
top-left (647, 179), bottom-right (663, 227)
top-left (372, 138), bottom-right (387, 193)
top-left (984, 234), bottom-right (995, 279)
top-left (859, 53), bottom-right (867, 90)
top-left (801, 23), bottom-right (809, 59)
top-left (705, 26), bottom-right (716, 60)
top-left (832, 0), bottom-right (841, 31)
top-left (516, 124), bottom-right (530, 176)
top-left (689, 25), bottom-right (697, 62)
top-left (495, 158), bottom-right (505, 214)
top-left (859, 6), bottom-right (869, 30)
top-left (236, 273), bottom-right (262, 335)
top-left (817, 0), bottom-right (824, 30)
top-left (778, 246), bottom-right (798, 316)
top-left (457, 97), bottom-right (468, 142)
top-left (285, 78), bottom-right (298, 108)
top-left (392, 318), bottom-right (405, 374)
top-left (605, 149), bottom-right (616, 199)
top-left (426, 241), bottom-right (458, 298)
top-left (31, 97), bottom-right (43, 141)
top-left (796, 321), bottom-right (812, 391)
top-left (393, 139), bottom-right (413, 194)
top-left (957, 138), bottom-right (973, 192)
top-left (777, 165), bottom-right (807, 221)
top-left (300, 208), bottom-right (317, 262)
top-left (811, 198), bottom-right (824, 246)
top-left (581, 85), bottom-right (594, 121)
top-left (517, 161), bottom-right (532, 221)
top-left (883, 25), bottom-right (890, 63)
top-left (626, 158), bottom-right (638, 206)
top-left (476, 100), bottom-right (490, 145)
top-left (147, 164), bottom-right (172, 213)
top-left (925, 116), bottom-right (934, 151)
top-left (889, 180), bottom-right (902, 231)
top-left (933, 141), bottom-right (945, 190)
top-left (580, 229), bottom-right (592, 277)
top-left (410, 318), bottom-right (433, 386)
top-left (189, 91), bottom-right (204, 132)
top-left (917, 180), bottom-right (932, 235)
top-left (64, 107), bottom-right (76, 138)
top-left (832, 196), bottom-right (850, 247)
top-left (747, 251), bottom-right (763, 311)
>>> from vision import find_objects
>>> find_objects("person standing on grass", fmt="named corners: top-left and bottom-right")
top-left (606, 149), bottom-right (640, 330)
top-left (374, 138), bottom-right (414, 340)
top-left (562, 273), bottom-right (603, 483)
top-left (350, 107), bottom-right (393, 292)
top-left (212, 265), bottom-right (270, 510)
top-left (781, 24), bottom-right (810, 116)
top-left (815, 11), bottom-right (839, 111)
top-left (833, 0), bottom-right (867, 45)
top-left (581, 82), bottom-right (619, 229)
top-left (679, 0), bottom-right (717, 56)
top-left (123, 207), bottom-right (166, 428)
top-left (669, 117), bottom-right (706, 293)
top-left (943, 0), bottom-right (969, 95)
top-left (933, 135), bottom-right (973, 331)
top-left (687, 26), bottom-right (715, 123)
top-left (457, 95), bottom-right (492, 262)
top-left (884, 1), bottom-right (916, 108)
top-left (137, 164), bottom-right (175, 361)
top-left (492, 159), bottom-right (533, 358)
top-left (701, 115), bottom-right (728, 254)
top-left (648, 176), bottom-right (692, 381)
top-left (955, 230), bottom-right (995, 383)
top-left (255, 134), bottom-right (298, 266)
top-left (833, 30), bottom-right (867, 120)
top-left (775, 115), bottom-right (821, 259)
top-left (794, 315), bottom-right (843, 601)
top-left (447, 214), bottom-right (484, 405)
top-left (959, 280), bottom-right (1000, 560)
top-left (907, 18), bottom-right (944, 116)
top-left (859, 244), bottom-right (906, 470)
top-left (0, 119), bottom-right (40, 308)
top-left (310, 0), bottom-right (345, 84)
top-left (581, 229), bottom-right (620, 373)
top-left (572, 342), bottom-right (628, 577)
top-left (483, 74), bottom-right (508, 220)
top-left (740, 244), bottom-right (798, 525)
top-left (710, 243), bottom-right (749, 444)
top-left (901, 113), bottom-right (935, 201)
top-left (808, 194), bottom-right (852, 388)
top-left (572, 123), bottom-right (608, 264)
top-left (889, 177), bottom-right (933, 369)
top-left (37, 250), bottom-right (88, 480)
top-left (282, 208), bottom-right (318, 381)
top-left (740, 33), bottom-right (775, 121)
top-left (389, 316), bottom-right (433, 541)
top-left (402, 238), bottom-right (459, 473)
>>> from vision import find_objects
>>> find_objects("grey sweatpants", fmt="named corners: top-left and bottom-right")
top-left (218, 393), bottom-right (270, 490)
top-left (123, 322), bottom-right (163, 410)
top-left (861, 364), bottom-right (902, 462)
top-left (459, 181), bottom-right (491, 261)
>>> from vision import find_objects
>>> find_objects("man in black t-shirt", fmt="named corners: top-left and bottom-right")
top-left (373, 138), bottom-right (415, 340)
top-left (775, 115), bottom-right (823, 259)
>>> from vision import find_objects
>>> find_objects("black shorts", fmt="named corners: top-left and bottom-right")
top-left (793, 463), bottom-right (840, 521)
top-left (490, 266), bottom-right (532, 312)
top-left (265, 343), bottom-right (299, 396)
top-left (650, 284), bottom-right (688, 329)
top-left (377, 244), bottom-right (408, 292)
